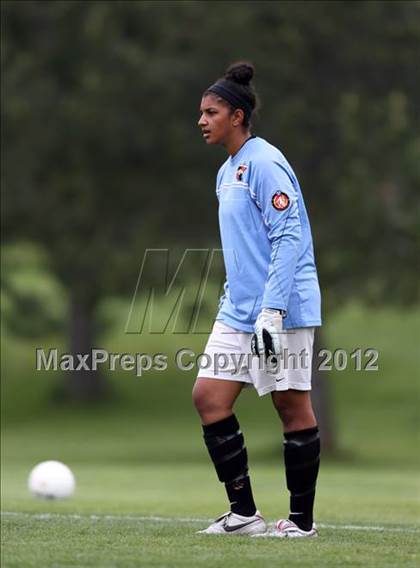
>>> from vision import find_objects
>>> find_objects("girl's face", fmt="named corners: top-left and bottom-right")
top-left (198, 94), bottom-right (238, 145)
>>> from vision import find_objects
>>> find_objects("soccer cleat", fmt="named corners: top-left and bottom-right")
top-left (253, 519), bottom-right (318, 538)
top-left (197, 511), bottom-right (267, 536)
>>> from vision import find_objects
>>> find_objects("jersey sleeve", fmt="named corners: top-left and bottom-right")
top-left (250, 159), bottom-right (302, 312)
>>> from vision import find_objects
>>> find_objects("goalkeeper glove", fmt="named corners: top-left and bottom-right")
top-left (251, 308), bottom-right (285, 360)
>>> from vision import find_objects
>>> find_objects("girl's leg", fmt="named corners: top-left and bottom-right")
top-left (271, 389), bottom-right (320, 532)
top-left (192, 378), bottom-right (257, 517)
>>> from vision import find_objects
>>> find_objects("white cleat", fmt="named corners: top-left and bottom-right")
top-left (197, 511), bottom-right (267, 536)
top-left (253, 519), bottom-right (318, 538)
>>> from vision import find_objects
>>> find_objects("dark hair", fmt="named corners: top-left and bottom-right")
top-left (205, 61), bottom-right (259, 128)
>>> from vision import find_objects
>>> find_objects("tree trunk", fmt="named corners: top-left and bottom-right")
top-left (62, 293), bottom-right (107, 402)
top-left (311, 329), bottom-right (336, 453)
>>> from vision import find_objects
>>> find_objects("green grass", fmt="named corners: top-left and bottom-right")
top-left (1, 303), bottom-right (420, 566)
top-left (3, 515), bottom-right (418, 568)
top-left (323, 304), bottom-right (420, 465)
top-left (2, 460), bottom-right (420, 567)
top-left (1, 412), bottom-right (419, 567)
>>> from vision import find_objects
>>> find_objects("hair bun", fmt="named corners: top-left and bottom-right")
top-left (225, 62), bottom-right (254, 86)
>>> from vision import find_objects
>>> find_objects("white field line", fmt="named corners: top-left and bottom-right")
top-left (1, 511), bottom-right (419, 534)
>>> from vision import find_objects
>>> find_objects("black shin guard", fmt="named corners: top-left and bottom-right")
top-left (203, 414), bottom-right (256, 517)
top-left (283, 426), bottom-right (320, 531)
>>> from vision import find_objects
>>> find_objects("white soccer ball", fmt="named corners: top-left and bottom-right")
top-left (28, 460), bottom-right (76, 499)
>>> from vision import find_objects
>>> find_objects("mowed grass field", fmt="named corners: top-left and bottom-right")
top-left (1, 304), bottom-right (420, 567)
top-left (2, 462), bottom-right (419, 568)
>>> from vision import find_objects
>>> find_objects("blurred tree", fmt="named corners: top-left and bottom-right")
top-left (2, 0), bottom-right (419, 416)
top-left (1, 243), bottom-right (66, 337)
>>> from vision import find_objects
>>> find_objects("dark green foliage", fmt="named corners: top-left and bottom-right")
top-left (3, 1), bottom-right (419, 307)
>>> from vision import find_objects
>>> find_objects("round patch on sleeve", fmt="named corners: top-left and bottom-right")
top-left (271, 192), bottom-right (290, 211)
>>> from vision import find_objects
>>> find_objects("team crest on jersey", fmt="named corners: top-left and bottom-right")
top-left (272, 192), bottom-right (290, 211)
top-left (236, 164), bottom-right (248, 181)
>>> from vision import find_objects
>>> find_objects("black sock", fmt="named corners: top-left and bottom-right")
top-left (202, 414), bottom-right (257, 517)
top-left (283, 426), bottom-right (320, 531)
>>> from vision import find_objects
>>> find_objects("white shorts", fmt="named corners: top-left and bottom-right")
top-left (197, 320), bottom-right (315, 397)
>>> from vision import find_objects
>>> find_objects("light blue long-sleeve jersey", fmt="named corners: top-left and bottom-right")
top-left (216, 136), bottom-right (321, 331)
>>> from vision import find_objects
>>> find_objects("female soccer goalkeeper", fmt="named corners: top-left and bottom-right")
top-left (193, 62), bottom-right (322, 538)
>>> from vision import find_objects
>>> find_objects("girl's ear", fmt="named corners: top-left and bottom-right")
top-left (232, 109), bottom-right (245, 127)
